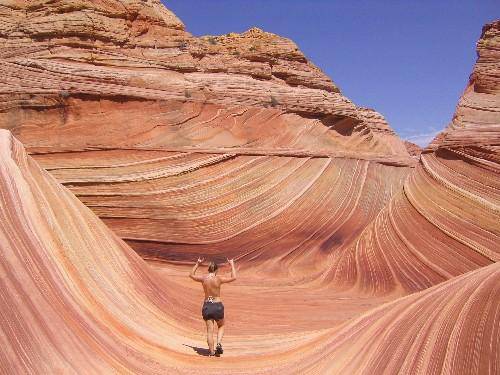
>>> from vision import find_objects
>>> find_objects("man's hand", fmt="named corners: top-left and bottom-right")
top-left (190, 257), bottom-right (204, 282)
top-left (220, 257), bottom-right (237, 283)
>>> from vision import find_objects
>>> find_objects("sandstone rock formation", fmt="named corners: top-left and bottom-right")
top-left (1, 129), bottom-right (498, 374)
top-left (429, 22), bottom-right (500, 150)
top-left (0, 0), bottom-right (411, 163)
top-left (0, 0), bottom-right (499, 373)
top-left (403, 140), bottom-right (421, 158)
top-left (324, 21), bottom-right (500, 295)
top-left (0, 0), bottom-right (415, 266)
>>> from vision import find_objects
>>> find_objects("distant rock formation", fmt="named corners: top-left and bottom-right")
top-left (428, 21), bottom-right (500, 151)
top-left (403, 140), bottom-right (422, 158)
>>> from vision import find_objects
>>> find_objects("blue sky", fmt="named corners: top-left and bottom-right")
top-left (163, 1), bottom-right (498, 146)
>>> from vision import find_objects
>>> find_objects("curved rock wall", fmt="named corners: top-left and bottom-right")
top-left (1, 128), bottom-right (498, 374)
top-left (0, 0), bottom-right (415, 269)
top-left (0, 1), bottom-right (498, 373)
top-left (0, 0), bottom-right (410, 161)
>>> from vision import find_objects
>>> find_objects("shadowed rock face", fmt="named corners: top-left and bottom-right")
top-left (0, 1), bottom-right (499, 373)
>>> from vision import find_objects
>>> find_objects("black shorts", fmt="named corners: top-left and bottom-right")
top-left (202, 301), bottom-right (224, 321)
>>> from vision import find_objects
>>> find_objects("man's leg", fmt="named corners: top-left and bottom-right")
top-left (205, 319), bottom-right (215, 355)
top-left (216, 319), bottom-right (224, 347)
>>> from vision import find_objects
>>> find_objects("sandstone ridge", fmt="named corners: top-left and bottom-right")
top-left (0, 0), bottom-right (410, 162)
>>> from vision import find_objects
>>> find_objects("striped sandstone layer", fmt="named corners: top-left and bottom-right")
top-left (0, 0), bottom-right (415, 265)
top-left (0, 0), bottom-right (411, 164)
top-left (0, 0), bottom-right (498, 373)
top-left (324, 21), bottom-right (500, 295)
top-left (1, 130), bottom-right (499, 374)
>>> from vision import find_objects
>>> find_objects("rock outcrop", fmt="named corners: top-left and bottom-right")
top-left (403, 140), bottom-right (422, 158)
top-left (429, 21), bottom-right (500, 150)
top-left (0, 0), bottom-right (415, 265)
top-left (1, 129), bottom-right (498, 374)
top-left (0, 1), bottom-right (499, 373)
top-left (0, 0), bottom-right (411, 162)
top-left (324, 21), bottom-right (500, 295)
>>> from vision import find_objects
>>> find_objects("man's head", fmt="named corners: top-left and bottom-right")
top-left (208, 261), bottom-right (218, 274)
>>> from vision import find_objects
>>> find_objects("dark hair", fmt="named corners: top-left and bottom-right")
top-left (208, 261), bottom-right (218, 273)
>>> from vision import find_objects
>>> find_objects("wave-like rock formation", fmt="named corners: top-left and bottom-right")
top-left (325, 21), bottom-right (500, 295)
top-left (0, 0), bottom-right (415, 266)
top-left (0, 0), bottom-right (411, 163)
top-left (1, 129), bottom-right (499, 374)
top-left (0, 0), bottom-right (499, 373)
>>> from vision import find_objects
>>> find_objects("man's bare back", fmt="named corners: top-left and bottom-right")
top-left (201, 269), bottom-right (236, 301)
top-left (202, 274), bottom-right (222, 301)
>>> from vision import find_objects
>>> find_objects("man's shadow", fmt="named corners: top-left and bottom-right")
top-left (183, 344), bottom-right (211, 357)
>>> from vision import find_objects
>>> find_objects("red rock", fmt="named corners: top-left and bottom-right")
top-left (403, 140), bottom-right (422, 158)
top-left (1, 127), bottom-right (499, 373)
top-left (325, 21), bottom-right (500, 296)
top-left (434, 22), bottom-right (500, 150)
top-left (304, 262), bottom-right (500, 374)
top-left (0, 0), bottom-right (411, 162)
top-left (0, 0), bottom-right (415, 262)
top-left (0, 1), bottom-right (499, 373)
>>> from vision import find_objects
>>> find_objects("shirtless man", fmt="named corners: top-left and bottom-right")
top-left (189, 257), bottom-right (237, 357)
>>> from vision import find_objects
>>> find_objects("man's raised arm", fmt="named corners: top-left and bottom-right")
top-left (189, 257), bottom-right (204, 282)
top-left (220, 258), bottom-right (237, 283)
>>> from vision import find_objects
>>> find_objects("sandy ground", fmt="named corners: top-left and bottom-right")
top-left (148, 261), bottom-right (396, 359)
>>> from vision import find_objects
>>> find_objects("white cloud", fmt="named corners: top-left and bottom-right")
top-left (405, 130), bottom-right (441, 147)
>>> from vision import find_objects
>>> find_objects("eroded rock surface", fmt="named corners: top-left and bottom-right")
top-left (430, 21), bottom-right (500, 150)
top-left (1, 129), bottom-right (498, 374)
top-left (0, 0), bottom-right (415, 263)
top-left (0, 1), bottom-right (499, 373)
top-left (0, 0), bottom-right (410, 162)
top-left (403, 140), bottom-right (422, 158)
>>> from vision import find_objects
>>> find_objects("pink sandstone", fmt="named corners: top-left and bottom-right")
top-left (0, 1), bottom-right (498, 373)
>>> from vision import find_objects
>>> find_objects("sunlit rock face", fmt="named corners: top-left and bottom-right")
top-left (325, 21), bottom-right (500, 295)
top-left (430, 22), bottom-right (500, 150)
top-left (0, 1), bottom-right (499, 373)
top-left (0, 0), bottom-right (414, 264)
top-left (0, 0), bottom-right (410, 161)
top-left (0, 129), bottom-right (499, 374)
top-left (403, 140), bottom-right (422, 158)
top-left (0, 129), bottom-right (188, 372)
